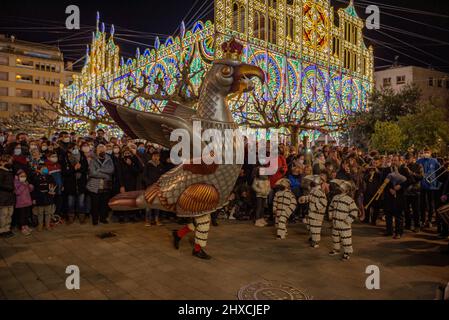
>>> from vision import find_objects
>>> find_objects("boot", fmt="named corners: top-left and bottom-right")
top-left (37, 223), bottom-right (43, 232)
top-left (79, 214), bottom-right (87, 225)
top-left (192, 248), bottom-right (212, 260)
top-left (67, 213), bottom-right (75, 225)
top-left (173, 231), bottom-right (181, 250)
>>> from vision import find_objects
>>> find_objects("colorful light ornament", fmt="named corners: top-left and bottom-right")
top-left (61, 1), bottom-right (374, 134)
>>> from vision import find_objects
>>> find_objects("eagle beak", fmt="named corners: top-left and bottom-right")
top-left (231, 63), bottom-right (265, 93)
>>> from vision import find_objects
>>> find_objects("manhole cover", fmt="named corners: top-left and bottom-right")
top-left (238, 280), bottom-right (312, 300)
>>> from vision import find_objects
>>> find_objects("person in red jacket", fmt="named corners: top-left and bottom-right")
top-left (267, 146), bottom-right (288, 225)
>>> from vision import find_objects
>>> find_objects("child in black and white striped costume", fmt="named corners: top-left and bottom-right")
top-left (329, 180), bottom-right (359, 261)
top-left (299, 175), bottom-right (328, 248)
top-left (273, 179), bottom-right (297, 240)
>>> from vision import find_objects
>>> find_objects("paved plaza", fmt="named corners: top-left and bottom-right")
top-left (0, 218), bottom-right (448, 300)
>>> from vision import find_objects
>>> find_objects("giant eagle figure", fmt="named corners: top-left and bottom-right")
top-left (101, 38), bottom-right (265, 259)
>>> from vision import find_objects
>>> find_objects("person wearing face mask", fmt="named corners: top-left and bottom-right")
top-left (16, 133), bottom-right (30, 156)
top-left (63, 143), bottom-right (89, 225)
top-left (94, 129), bottom-right (109, 147)
top-left (110, 145), bottom-right (123, 198)
top-left (0, 155), bottom-right (15, 238)
top-left (45, 151), bottom-right (64, 221)
top-left (31, 166), bottom-right (56, 231)
top-left (80, 142), bottom-right (92, 161)
top-left (29, 148), bottom-right (44, 172)
top-left (40, 142), bottom-right (49, 154)
top-left (14, 170), bottom-right (34, 236)
top-left (86, 144), bottom-right (114, 225)
top-left (11, 143), bottom-right (31, 176)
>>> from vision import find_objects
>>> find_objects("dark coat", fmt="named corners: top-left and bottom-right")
top-left (0, 167), bottom-right (15, 206)
top-left (143, 160), bottom-right (164, 188)
top-left (31, 174), bottom-right (55, 206)
top-left (62, 153), bottom-right (89, 195)
top-left (119, 156), bottom-right (142, 192)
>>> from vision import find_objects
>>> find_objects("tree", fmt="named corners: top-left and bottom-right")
top-left (346, 84), bottom-right (422, 148)
top-left (233, 92), bottom-right (349, 147)
top-left (0, 107), bottom-right (76, 136)
top-left (398, 103), bottom-right (449, 152)
top-left (371, 121), bottom-right (404, 154)
top-left (104, 45), bottom-right (207, 113)
top-left (43, 97), bottom-right (117, 132)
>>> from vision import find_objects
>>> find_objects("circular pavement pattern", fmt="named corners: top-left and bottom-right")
top-left (238, 280), bottom-right (313, 300)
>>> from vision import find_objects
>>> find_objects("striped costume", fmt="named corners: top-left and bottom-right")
top-left (329, 194), bottom-right (359, 255)
top-left (307, 186), bottom-right (328, 244)
top-left (274, 190), bottom-right (297, 239)
top-left (186, 214), bottom-right (211, 248)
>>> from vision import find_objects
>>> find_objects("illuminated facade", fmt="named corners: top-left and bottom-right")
top-left (61, 0), bottom-right (374, 130)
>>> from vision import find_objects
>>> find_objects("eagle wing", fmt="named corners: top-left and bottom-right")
top-left (101, 99), bottom-right (199, 150)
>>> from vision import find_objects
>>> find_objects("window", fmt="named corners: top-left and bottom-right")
top-left (16, 74), bottom-right (33, 83)
top-left (396, 75), bottom-right (406, 85)
top-left (268, 17), bottom-right (277, 44)
top-left (16, 104), bottom-right (32, 112)
top-left (232, 2), bottom-right (246, 33)
top-left (16, 89), bottom-right (33, 98)
top-left (254, 11), bottom-right (266, 41)
top-left (0, 102), bottom-right (7, 112)
top-left (16, 58), bottom-right (33, 68)
top-left (0, 71), bottom-right (7, 81)
top-left (383, 78), bottom-right (392, 87)
top-left (286, 16), bottom-right (294, 40)
top-left (0, 55), bottom-right (8, 66)
top-left (437, 79), bottom-right (443, 88)
top-left (428, 77), bottom-right (434, 86)
top-left (0, 87), bottom-right (8, 96)
top-left (332, 37), bottom-right (337, 56)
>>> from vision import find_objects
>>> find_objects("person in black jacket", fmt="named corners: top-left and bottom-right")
top-left (63, 143), bottom-right (89, 224)
top-left (384, 156), bottom-right (407, 239)
top-left (117, 148), bottom-right (142, 223)
top-left (0, 155), bottom-right (15, 238)
top-left (31, 166), bottom-right (56, 231)
top-left (143, 151), bottom-right (165, 226)
top-left (401, 153), bottom-right (424, 232)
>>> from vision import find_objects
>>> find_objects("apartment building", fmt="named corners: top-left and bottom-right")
top-left (0, 34), bottom-right (75, 117)
top-left (375, 65), bottom-right (449, 107)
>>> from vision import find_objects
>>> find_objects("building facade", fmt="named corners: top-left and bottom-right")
top-left (375, 65), bottom-right (449, 107)
top-left (61, 0), bottom-right (374, 132)
top-left (0, 35), bottom-right (76, 118)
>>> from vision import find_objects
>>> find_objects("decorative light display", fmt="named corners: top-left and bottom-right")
top-left (61, 0), bottom-right (374, 133)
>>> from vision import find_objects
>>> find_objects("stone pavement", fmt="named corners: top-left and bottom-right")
top-left (0, 217), bottom-right (448, 300)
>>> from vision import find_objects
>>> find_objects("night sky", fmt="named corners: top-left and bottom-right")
top-left (0, 0), bottom-right (448, 72)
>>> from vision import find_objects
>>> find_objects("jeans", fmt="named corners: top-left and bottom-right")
top-left (145, 208), bottom-right (159, 221)
top-left (420, 189), bottom-right (437, 224)
top-left (0, 206), bottom-right (14, 233)
top-left (404, 195), bottom-right (420, 228)
top-left (255, 197), bottom-right (266, 220)
top-left (386, 210), bottom-right (404, 236)
top-left (67, 194), bottom-right (87, 215)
